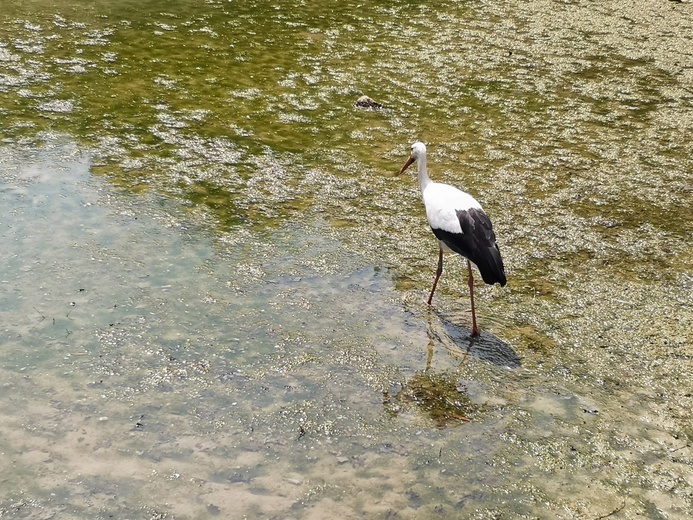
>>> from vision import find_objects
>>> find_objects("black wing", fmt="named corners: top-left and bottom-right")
top-left (431, 207), bottom-right (507, 286)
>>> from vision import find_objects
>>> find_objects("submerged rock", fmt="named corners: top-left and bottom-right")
top-left (354, 95), bottom-right (384, 109)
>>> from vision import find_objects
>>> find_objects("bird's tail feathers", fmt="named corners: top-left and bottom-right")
top-left (476, 246), bottom-right (507, 287)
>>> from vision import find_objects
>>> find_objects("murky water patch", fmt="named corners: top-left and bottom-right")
top-left (0, 140), bottom-right (464, 517)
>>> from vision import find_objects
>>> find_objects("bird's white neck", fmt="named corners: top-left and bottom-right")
top-left (417, 154), bottom-right (432, 192)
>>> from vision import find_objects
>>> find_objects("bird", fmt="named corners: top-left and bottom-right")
top-left (398, 141), bottom-right (506, 337)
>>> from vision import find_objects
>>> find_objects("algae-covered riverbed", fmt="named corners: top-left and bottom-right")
top-left (1, 1), bottom-right (692, 518)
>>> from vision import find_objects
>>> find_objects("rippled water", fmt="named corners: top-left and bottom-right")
top-left (1, 1), bottom-right (692, 518)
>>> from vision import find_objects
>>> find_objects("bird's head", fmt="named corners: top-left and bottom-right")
top-left (398, 141), bottom-right (426, 174)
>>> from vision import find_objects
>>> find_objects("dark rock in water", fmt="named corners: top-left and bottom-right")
top-left (384, 371), bottom-right (477, 428)
top-left (354, 95), bottom-right (384, 109)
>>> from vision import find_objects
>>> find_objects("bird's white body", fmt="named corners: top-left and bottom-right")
top-left (398, 141), bottom-right (506, 336)
top-left (422, 182), bottom-right (483, 237)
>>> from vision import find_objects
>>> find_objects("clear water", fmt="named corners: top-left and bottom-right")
top-left (1, 1), bottom-right (691, 518)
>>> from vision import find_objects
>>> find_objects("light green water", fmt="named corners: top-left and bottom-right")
top-left (1, 1), bottom-right (692, 518)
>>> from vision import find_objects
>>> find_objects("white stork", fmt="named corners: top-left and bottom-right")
top-left (399, 141), bottom-right (506, 336)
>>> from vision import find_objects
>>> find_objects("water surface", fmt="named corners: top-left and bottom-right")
top-left (1, 1), bottom-right (691, 518)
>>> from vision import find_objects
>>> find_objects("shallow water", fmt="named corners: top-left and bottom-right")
top-left (1, 1), bottom-right (692, 518)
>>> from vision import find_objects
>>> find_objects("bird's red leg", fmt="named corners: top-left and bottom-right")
top-left (427, 248), bottom-right (444, 305)
top-left (468, 260), bottom-right (479, 336)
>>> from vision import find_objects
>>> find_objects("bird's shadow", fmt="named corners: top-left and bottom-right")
top-left (427, 310), bottom-right (522, 369)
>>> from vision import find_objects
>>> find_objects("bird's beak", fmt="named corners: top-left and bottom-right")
top-left (398, 156), bottom-right (415, 175)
